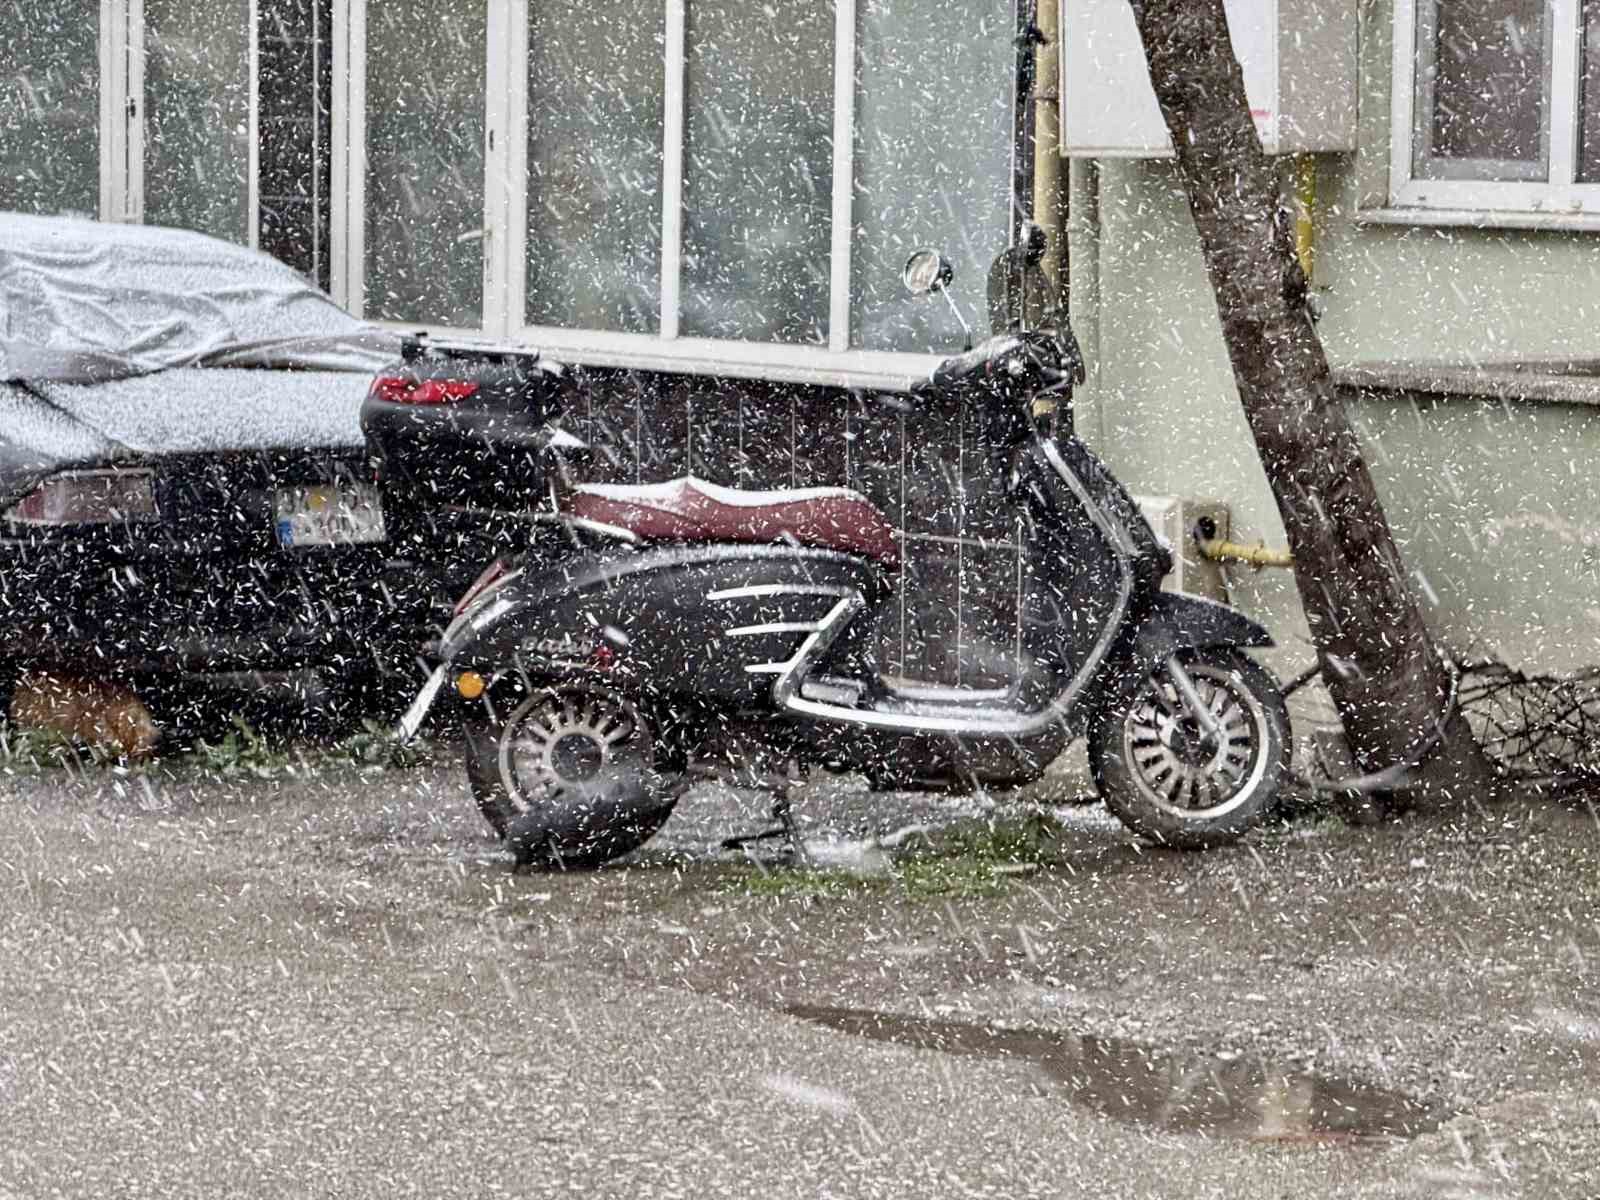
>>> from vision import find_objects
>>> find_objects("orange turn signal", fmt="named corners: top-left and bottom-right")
top-left (456, 671), bottom-right (486, 699)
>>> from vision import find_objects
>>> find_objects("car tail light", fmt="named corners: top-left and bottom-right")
top-left (3, 469), bottom-right (159, 525)
top-left (369, 375), bottom-right (480, 405)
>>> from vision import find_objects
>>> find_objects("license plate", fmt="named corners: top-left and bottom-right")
top-left (273, 481), bottom-right (387, 548)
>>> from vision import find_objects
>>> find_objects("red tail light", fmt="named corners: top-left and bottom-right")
top-left (4, 469), bottom-right (159, 525)
top-left (369, 375), bottom-right (480, 405)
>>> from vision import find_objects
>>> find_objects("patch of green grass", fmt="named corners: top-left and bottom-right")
top-left (893, 810), bottom-right (1062, 898)
top-left (1274, 809), bottom-right (1349, 840)
top-left (924, 809), bottom-right (1064, 865)
top-left (0, 710), bottom-right (436, 780)
top-left (723, 810), bottom-right (1065, 902)
top-left (731, 868), bottom-right (864, 899)
top-left (331, 719), bottom-right (436, 770)
top-left (192, 716), bottom-right (294, 777)
top-left (0, 719), bottom-right (116, 772)
top-left (189, 716), bottom-right (437, 777)
top-left (894, 856), bottom-right (1013, 899)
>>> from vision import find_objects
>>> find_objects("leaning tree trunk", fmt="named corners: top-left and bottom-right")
top-left (1126, 0), bottom-right (1495, 809)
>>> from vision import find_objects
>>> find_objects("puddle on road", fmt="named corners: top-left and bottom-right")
top-left (788, 1005), bottom-right (1447, 1144)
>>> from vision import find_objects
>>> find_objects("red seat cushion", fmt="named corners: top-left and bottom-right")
top-left (565, 478), bottom-right (898, 566)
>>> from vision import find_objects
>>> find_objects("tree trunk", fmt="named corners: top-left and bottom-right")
top-left (1125, 0), bottom-right (1496, 809)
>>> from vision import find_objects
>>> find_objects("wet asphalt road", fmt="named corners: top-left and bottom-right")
top-left (3, 749), bottom-right (1600, 1197)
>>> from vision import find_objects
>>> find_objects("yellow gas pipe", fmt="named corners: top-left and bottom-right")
top-left (1192, 515), bottom-right (1294, 569)
top-left (1195, 537), bottom-right (1295, 569)
top-left (1293, 154), bottom-right (1316, 282)
top-left (1186, 159), bottom-right (1313, 574)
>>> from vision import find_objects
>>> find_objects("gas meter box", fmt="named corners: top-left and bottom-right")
top-left (1060, 0), bottom-right (1356, 157)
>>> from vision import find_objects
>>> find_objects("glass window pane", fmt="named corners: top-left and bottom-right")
top-left (1579, 1), bottom-right (1600, 181)
top-left (1415, 0), bottom-right (1549, 180)
top-left (681, 0), bottom-right (834, 344)
top-left (850, 0), bottom-right (1012, 353)
top-left (526, 0), bottom-right (664, 333)
top-left (0, 0), bottom-right (99, 216)
top-left (258, 0), bottom-right (334, 291)
top-left (365, 0), bottom-right (487, 327)
top-left (145, 0), bottom-right (251, 240)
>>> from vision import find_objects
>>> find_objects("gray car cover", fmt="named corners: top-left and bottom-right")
top-left (0, 214), bottom-right (404, 506)
top-left (0, 212), bottom-right (398, 382)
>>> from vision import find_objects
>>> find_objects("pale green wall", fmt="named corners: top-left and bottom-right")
top-left (1067, 2), bottom-right (1600, 675)
top-left (1068, 156), bottom-right (1311, 682)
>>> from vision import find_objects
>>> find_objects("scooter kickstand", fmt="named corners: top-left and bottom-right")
top-left (721, 766), bottom-right (809, 864)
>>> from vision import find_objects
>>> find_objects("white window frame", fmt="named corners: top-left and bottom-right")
top-left (99, 0), bottom-right (140, 223)
top-left (99, 0), bottom-right (322, 258)
top-left (329, 0), bottom-right (362, 311)
top-left (1390, 0), bottom-right (1600, 219)
top-left (332, 0), bottom-right (497, 337)
top-left (97, 0), bottom-right (981, 389)
top-left (507, 0), bottom-right (944, 392)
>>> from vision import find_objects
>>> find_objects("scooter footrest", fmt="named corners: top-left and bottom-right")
top-left (720, 826), bottom-right (791, 850)
top-left (799, 675), bottom-right (866, 707)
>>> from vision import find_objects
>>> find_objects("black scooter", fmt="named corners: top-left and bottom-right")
top-left (395, 250), bottom-right (1290, 867)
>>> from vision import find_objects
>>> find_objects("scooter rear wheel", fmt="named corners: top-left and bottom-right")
top-left (465, 685), bottom-right (681, 869)
top-left (1088, 647), bottom-right (1289, 849)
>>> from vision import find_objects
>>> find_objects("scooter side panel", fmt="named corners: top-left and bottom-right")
top-left (1015, 440), bottom-right (1136, 710)
top-left (447, 544), bottom-right (885, 707)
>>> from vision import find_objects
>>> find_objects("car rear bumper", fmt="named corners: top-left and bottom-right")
top-left (0, 445), bottom-right (457, 675)
top-left (0, 538), bottom-right (444, 676)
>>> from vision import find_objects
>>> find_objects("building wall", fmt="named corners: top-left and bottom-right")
top-left (1068, 2), bottom-right (1600, 676)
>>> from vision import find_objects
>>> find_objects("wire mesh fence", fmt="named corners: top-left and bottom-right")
top-left (1280, 655), bottom-right (1600, 794)
top-left (1457, 660), bottom-right (1600, 783)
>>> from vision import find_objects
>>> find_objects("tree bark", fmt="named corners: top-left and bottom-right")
top-left (1125, 0), bottom-right (1496, 809)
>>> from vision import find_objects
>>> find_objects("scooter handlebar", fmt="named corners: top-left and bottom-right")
top-left (926, 333), bottom-right (1028, 389)
top-left (917, 327), bottom-right (1085, 396)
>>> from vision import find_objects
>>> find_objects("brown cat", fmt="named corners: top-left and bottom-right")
top-left (8, 671), bottom-right (161, 759)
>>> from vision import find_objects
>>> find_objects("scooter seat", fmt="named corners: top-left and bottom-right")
top-left (565, 477), bottom-right (899, 566)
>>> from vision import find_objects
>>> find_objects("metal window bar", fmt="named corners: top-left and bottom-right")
top-left (247, 0), bottom-right (260, 250)
top-left (828, 0), bottom-right (856, 352)
top-left (658, 0), bottom-right (685, 340)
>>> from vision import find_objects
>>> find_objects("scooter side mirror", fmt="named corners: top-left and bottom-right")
top-left (902, 249), bottom-right (954, 296)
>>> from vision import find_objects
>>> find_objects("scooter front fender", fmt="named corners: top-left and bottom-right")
top-left (393, 567), bottom-right (529, 741)
top-left (1082, 592), bottom-right (1274, 730)
top-left (1132, 591), bottom-right (1274, 663)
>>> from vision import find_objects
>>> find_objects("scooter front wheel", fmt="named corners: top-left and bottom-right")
top-left (464, 685), bottom-right (681, 869)
top-left (1088, 647), bottom-right (1289, 849)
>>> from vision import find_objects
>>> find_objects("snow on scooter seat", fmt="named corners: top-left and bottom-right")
top-left (569, 477), bottom-right (901, 564)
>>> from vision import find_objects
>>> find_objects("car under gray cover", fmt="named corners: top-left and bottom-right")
top-left (0, 214), bottom-right (431, 733)
top-left (0, 212), bottom-right (398, 498)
